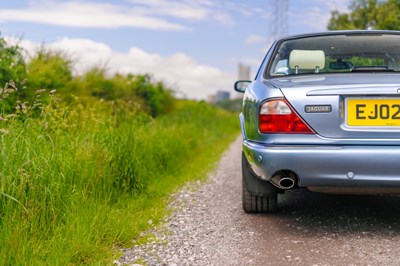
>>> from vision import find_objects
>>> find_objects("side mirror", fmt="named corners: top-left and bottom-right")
top-left (234, 80), bottom-right (251, 93)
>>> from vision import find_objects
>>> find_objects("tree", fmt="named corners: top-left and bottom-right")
top-left (328, 0), bottom-right (400, 30)
top-left (375, 0), bottom-right (400, 29)
top-left (0, 37), bottom-right (27, 85)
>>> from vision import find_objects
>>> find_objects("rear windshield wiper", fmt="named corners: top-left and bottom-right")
top-left (351, 66), bottom-right (395, 72)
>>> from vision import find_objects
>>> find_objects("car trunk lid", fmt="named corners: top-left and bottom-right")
top-left (270, 74), bottom-right (400, 139)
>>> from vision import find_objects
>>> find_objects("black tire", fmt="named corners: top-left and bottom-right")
top-left (242, 154), bottom-right (278, 213)
top-left (242, 180), bottom-right (278, 213)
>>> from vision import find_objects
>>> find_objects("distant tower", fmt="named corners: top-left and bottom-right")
top-left (269, 0), bottom-right (289, 39)
top-left (238, 63), bottom-right (251, 80)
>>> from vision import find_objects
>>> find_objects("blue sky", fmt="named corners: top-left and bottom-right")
top-left (0, 0), bottom-right (350, 99)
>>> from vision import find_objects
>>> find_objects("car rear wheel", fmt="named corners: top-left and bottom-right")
top-left (242, 180), bottom-right (278, 213)
top-left (242, 154), bottom-right (278, 213)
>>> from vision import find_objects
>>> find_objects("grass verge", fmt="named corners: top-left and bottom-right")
top-left (0, 98), bottom-right (239, 265)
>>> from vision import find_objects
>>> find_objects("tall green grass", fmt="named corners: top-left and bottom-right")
top-left (0, 95), bottom-right (239, 265)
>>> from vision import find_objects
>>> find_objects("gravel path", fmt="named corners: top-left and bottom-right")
top-left (116, 136), bottom-right (400, 266)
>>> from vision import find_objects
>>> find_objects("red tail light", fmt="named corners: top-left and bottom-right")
top-left (259, 99), bottom-right (314, 134)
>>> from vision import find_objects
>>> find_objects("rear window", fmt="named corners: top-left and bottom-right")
top-left (267, 33), bottom-right (400, 77)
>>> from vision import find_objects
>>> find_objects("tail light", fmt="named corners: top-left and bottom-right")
top-left (259, 99), bottom-right (314, 134)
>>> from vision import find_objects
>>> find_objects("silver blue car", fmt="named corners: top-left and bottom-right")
top-left (235, 30), bottom-right (400, 213)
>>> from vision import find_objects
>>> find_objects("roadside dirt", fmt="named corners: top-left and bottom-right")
top-left (118, 136), bottom-right (400, 266)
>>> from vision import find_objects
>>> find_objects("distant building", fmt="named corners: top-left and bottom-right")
top-left (207, 91), bottom-right (230, 104)
top-left (208, 64), bottom-right (250, 103)
top-left (238, 63), bottom-right (251, 80)
top-left (235, 64), bottom-right (251, 99)
top-left (216, 91), bottom-right (230, 102)
top-left (207, 94), bottom-right (217, 104)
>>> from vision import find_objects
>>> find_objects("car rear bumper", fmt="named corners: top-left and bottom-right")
top-left (243, 140), bottom-right (400, 188)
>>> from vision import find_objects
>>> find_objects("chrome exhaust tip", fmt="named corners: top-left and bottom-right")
top-left (271, 172), bottom-right (296, 189)
top-left (278, 177), bottom-right (295, 189)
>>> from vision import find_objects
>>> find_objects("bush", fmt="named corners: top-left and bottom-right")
top-left (27, 48), bottom-right (73, 93)
top-left (65, 71), bottom-right (174, 117)
top-left (131, 74), bottom-right (174, 116)
top-left (0, 37), bottom-right (26, 84)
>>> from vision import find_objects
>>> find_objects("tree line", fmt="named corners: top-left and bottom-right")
top-left (0, 37), bottom-right (174, 118)
top-left (328, 0), bottom-right (400, 30)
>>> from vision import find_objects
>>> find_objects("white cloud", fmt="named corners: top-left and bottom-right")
top-left (129, 0), bottom-right (235, 25)
top-left (224, 1), bottom-right (269, 18)
top-left (0, 0), bottom-right (248, 30)
top-left (244, 35), bottom-right (265, 45)
top-left (0, 1), bottom-right (189, 31)
top-left (129, 0), bottom-right (212, 20)
top-left (10, 37), bottom-right (233, 99)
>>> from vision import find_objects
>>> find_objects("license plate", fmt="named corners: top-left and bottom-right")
top-left (347, 98), bottom-right (400, 126)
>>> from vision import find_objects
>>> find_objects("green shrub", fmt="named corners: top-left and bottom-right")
top-left (0, 37), bottom-right (26, 84)
top-left (131, 74), bottom-right (174, 116)
top-left (65, 70), bottom-right (173, 117)
top-left (73, 68), bottom-right (116, 99)
top-left (27, 48), bottom-right (72, 92)
top-left (0, 37), bottom-right (27, 113)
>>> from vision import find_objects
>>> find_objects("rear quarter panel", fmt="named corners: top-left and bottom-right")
top-left (242, 81), bottom-right (283, 140)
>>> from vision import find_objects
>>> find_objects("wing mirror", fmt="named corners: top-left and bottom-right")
top-left (234, 80), bottom-right (251, 93)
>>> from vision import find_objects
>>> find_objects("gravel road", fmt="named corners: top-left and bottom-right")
top-left (116, 136), bottom-right (400, 266)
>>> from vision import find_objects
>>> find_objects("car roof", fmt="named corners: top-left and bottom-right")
top-left (277, 30), bottom-right (400, 42)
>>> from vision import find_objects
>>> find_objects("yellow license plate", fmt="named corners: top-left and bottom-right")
top-left (347, 98), bottom-right (400, 126)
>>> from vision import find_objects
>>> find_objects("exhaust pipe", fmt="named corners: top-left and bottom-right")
top-left (271, 172), bottom-right (296, 189)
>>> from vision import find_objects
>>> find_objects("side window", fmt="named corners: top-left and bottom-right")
top-left (273, 59), bottom-right (288, 75)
